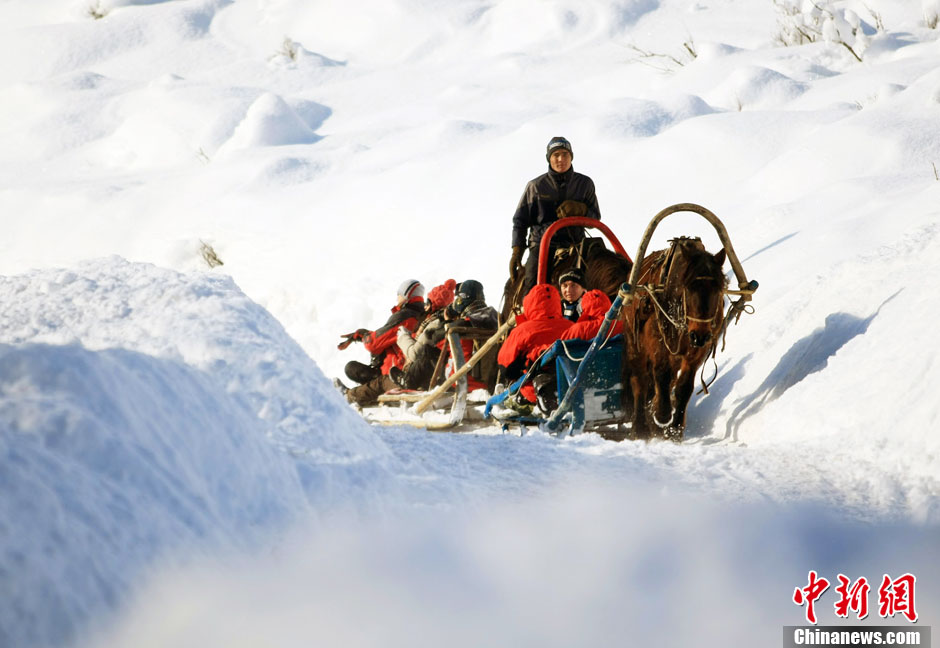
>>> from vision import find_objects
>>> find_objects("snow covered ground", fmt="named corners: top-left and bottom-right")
top-left (1, 0), bottom-right (939, 646)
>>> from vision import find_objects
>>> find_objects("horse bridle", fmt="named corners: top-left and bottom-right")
top-left (683, 276), bottom-right (725, 325)
top-left (640, 276), bottom-right (723, 328)
top-left (632, 274), bottom-right (724, 357)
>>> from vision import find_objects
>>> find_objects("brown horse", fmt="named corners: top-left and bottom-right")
top-left (500, 237), bottom-right (633, 321)
top-left (622, 237), bottom-right (727, 441)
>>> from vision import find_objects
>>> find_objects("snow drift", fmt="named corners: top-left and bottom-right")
top-left (0, 258), bottom-right (397, 647)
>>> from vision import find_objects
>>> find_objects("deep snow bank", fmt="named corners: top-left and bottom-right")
top-left (0, 342), bottom-right (305, 648)
top-left (0, 257), bottom-right (397, 647)
top-left (0, 256), bottom-right (389, 468)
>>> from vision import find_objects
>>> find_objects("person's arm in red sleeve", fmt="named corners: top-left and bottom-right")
top-left (364, 313), bottom-right (418, 356)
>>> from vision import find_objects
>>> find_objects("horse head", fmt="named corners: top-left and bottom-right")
top-left (674, 243), bottom-right (727, 349)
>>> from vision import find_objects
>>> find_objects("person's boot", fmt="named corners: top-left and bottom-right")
top-left (332, 377), bottom-right (349, 396)
top-left (503, 394), bottom-right (534, 416)
top-left (389, 366), bottom-right (409, 390)
top-left (533, 373), bottom-right (558, 413)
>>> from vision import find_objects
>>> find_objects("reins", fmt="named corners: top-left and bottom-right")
top-left (695, 280), bottom-right (759, 395)
top-left (637, 267), bottom-right (724, 357)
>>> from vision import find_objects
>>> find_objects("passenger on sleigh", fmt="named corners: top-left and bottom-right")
top-left (521, 288), bottom-right (624, 413)
top-left (559, 289), bottom-right (623, 342)
top-left (500, 283), bottom-right (625, 414)
top-left (496, 283), bottom-right (572, 410)
top-left (557, 267), bottom-right (587, 322)
top-left (334, 279), bottom-right (426, 407)
top-left (390, 279), bottom-right (498, 392)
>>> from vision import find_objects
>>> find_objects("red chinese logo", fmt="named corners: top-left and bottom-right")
top-left (878, 573), bottom-right (917, 622)
top-left (834, 575), bottom-right (870, 620)
top-left (793, 572), bottom-right (918, 624)
top-left (793, 570), bottom-right (830, 624)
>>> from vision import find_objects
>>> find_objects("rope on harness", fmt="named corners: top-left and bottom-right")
top-left (639, 284), bottom-right (685, 330)
top-left (637, 284), bottom-right (684, 355)
top-left (719, 295), bottom-right (756, 354)
top-left (558, 323), bottom-right (617, 361)
top-left (697, 339), bottom-right (721, 395)
top-left (696, 287), bottom-right (756, 394)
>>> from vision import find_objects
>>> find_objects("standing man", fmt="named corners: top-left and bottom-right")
top-left (509, 136), bottom-right (601, 294)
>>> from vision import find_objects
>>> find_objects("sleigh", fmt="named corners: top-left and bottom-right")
top-left (363, 322), bottom-right (503, 430)
top-left (367, 203), bottom-right (758, 438)
top-left (364, 216), bottom-right (630, 431)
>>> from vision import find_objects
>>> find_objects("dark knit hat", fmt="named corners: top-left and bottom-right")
top-left (451, 279), bottom-right (485, 316)
top-left (557, 267), bottom-right (586, 288)
top-left (546, 136), bottom-right (573, 161)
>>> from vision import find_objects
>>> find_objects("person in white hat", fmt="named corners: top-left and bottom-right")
top-left (334, 279), bottom-right (426, 406)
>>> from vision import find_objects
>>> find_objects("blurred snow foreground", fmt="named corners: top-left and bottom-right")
top-left (0, 257), bottom-right (398, 647)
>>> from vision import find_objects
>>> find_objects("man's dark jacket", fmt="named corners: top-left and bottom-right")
top-left (511, 167), bottom-right (600, 249)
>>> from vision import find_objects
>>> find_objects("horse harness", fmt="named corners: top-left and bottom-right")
top-left (630, 238), bottom-right (724, 356)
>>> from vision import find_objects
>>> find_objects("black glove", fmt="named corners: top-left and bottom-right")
top-left (509, 246), bottom-right (524, 277)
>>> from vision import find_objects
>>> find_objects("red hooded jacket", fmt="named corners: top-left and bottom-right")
top-left (497, 284), bottom-right (572, 380)
top-left (560, 289), bottom-right (623, 341)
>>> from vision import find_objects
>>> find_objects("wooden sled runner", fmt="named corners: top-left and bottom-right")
top-left (364, 318), bottom-right (513, 430)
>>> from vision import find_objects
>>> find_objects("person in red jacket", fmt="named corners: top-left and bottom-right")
top-left (497, 283), bottom-right (572, 385)
top-left (527, 289), bottom-right (624, 413)
top-left (560, 289), bottom-right (623, 341)
top-left (392, 279), bottom-right (498, 391)
top-left (390, 278), bottom-right (458, 390)
top-left (335, 279), bottom-right (426, 406)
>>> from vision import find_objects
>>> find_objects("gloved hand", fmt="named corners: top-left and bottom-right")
top-left (509, 246), bottom-right (523, 277)
top-left (556, 199), bottom-right (587, 219)
top-left (337, 328), bottom-right (370, 350)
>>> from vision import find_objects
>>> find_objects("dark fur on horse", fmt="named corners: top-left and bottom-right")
top-left (622, 237), bottom-right (727, 441)
top-left (560, 245), bottom-right (632, 300)
top-left (500, 238), bottom-right (632, 322)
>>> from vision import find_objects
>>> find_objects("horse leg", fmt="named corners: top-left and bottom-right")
top-left (668, 363), bottom-right (695, 441)
top-left (629, 372), bottom-right (650, 440)
top-left (650, 361), bottom-right (674, 435)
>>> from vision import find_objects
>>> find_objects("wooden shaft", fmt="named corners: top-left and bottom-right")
top-left (628, 203), bottom-right (755, 296)
top-left (427, 342), bottom-right (450, 390)
top-left (414, 315), bottom-right (516, 414)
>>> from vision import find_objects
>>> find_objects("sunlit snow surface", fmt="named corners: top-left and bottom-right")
top-left (1, 0), bottom-right (939, 646)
